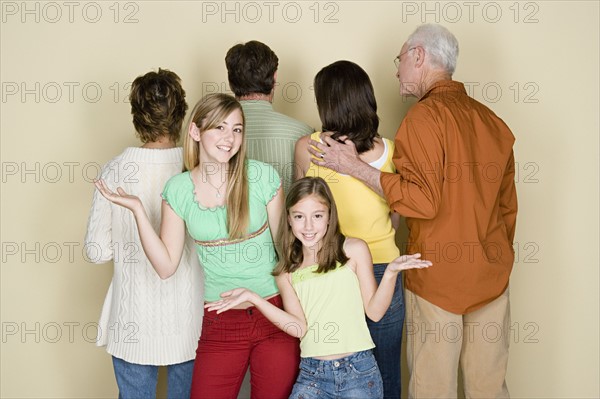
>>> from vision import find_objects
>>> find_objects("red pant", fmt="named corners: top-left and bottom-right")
top-left (190, 295), bottom-right (300, 399)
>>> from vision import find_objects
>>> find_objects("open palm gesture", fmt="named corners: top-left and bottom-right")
top-left (387, 253), bottom-right (432, 272)
top-left (205, 288), bottom-right (256, 314)
top-left (94, 179), bottom-right (143, 212)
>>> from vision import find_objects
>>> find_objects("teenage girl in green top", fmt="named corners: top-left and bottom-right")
top-left (206, 177), bottom-right (431, 399)
top-left (94, 93), bottom-right (300, 399)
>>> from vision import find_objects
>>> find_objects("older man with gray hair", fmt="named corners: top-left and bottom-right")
top-left (310, 24), bottom-right (517, 398)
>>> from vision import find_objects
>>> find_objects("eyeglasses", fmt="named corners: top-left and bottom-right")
top-left (394, 47), bottom-right (416, 68)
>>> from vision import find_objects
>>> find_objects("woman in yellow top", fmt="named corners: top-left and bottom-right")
top-left (295, 60), bottom-right (404, 399)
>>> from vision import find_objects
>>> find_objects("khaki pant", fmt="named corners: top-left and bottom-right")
top-left (405, 288), bottom-right (510, 399)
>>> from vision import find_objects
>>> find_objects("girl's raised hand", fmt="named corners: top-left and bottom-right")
top-left (204, 288), bottom-right (257, 314)
top-left (94, 179), bottom-right (143, 212)
top-left (387, 253), bottom-right (432, 272)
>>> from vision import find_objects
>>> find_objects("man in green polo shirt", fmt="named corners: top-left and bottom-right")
top-left (225, 40), bottom-right (314, 194)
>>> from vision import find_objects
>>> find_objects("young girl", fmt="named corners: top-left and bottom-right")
top-left (206, 177), bottom-right (432, 399)
top-left (94, 93), bottom-right (300, 399)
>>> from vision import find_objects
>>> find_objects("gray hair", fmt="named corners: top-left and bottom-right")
top-left (406, 24), bottom-right (459, 75)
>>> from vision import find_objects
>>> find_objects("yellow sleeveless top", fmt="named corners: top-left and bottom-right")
top-left (306, 132), bottom-right (400, 263)
top-left (292, 263), bottom-right (374, 358)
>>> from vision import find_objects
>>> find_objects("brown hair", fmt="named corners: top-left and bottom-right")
top-left (225, 40), bottom-right (278, 97)
top-left (183, 93), bottom-right (249, 239)
top-left (273, 177), bottom-right (348, 275)
top-left (129, 68), bottom-right (188, 143)
top-left (314, 60), bottom-right (379, 153)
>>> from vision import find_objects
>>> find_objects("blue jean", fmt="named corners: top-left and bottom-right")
top-left (366, 263), bottom-right (405, 399)
top-left (289, 350), bottom-right (383, 399)
top-left (112, 356), bottom-right (194, 399)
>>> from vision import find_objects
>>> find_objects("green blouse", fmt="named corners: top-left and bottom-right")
top-left (162, 160), bottom-right (281, 301)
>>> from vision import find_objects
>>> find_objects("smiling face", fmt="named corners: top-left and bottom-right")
top-left (194, 108), bottom-right (244, 164)
top-left (288, 194), bottom-right (330, 254)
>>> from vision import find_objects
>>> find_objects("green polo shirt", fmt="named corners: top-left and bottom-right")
top-left (241, 100), bottom-right (314, 194)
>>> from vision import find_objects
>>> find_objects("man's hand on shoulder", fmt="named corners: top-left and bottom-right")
top-left (308, 132), bottom-right (384, 197)
top-left (308, 132), bottom-right (361, 175)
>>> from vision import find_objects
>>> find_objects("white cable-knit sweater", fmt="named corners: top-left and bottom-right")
top-left (84, 147), bottom-right (203, 365)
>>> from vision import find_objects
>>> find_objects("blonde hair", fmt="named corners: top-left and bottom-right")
top-left (183, 93), bottom-right (249, 239)
top-left (273, 177), bottom-right (348, 276)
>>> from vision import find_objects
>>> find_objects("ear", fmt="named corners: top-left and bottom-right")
top-left (269, 71), bottom-right (278, 101)
top-left (189, 122), bottom-right (201, 142)
top-left (414, 46), bottom-right (426, 68)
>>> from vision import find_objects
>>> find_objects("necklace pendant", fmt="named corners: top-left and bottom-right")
top-left (216, 193), bottom-right (221, 198)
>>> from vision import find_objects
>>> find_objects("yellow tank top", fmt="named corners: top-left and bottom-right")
top-left (306, 132), bottom-right (400, 263)
top-left (292, 263), bottom-right (375, 358)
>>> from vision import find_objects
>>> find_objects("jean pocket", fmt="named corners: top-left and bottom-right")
top-left (201, 312), bottom-right (221, 332)
top-left (299, 363), bottom-right (319, 377)
top-left (387, 284), bottom-right (405, 312)
top-left (349, 354), bottom-right (379, 376)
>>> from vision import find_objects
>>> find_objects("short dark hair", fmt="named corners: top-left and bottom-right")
top-left (225, 41), bottom-right (279, 97)
top-left (129, 68), bottom-right (188, 143)
top-left (314, 60), bottom-right (380, 153)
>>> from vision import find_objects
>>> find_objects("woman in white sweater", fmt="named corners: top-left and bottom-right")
top-left (84, 69), bottom-right (203, 399)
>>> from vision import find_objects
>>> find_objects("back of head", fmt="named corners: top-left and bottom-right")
top-left (129, 68), bottom-right (188, 143)
top-left (314, 60), bottom-right (379, 153)
top-left (225, 40), bottom-right (279, 97)
top-left (407, 24), bottom-right (459, 75)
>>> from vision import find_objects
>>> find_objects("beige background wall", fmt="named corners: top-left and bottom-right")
top-left (1, 1), bottom-right (598, 398)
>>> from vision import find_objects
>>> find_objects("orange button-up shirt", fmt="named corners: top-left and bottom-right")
top-left (381, 80), bottom-right (518, 314)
